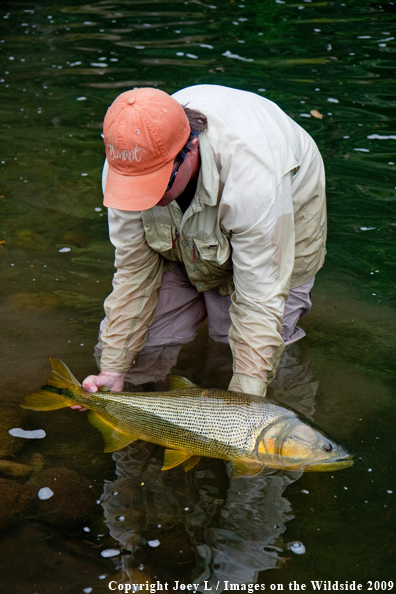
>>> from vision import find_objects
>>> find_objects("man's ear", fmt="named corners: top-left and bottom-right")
top-left (190, 136), bottom-right (199, 150)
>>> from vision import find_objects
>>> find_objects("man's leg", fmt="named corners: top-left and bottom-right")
top-left (281, 276), bottom-right (315, 345)
top-left (204, 277), bottom-right (315, 347)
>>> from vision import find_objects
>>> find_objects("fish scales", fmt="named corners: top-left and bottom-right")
top-left (83, 388), bottom-right (292, 459)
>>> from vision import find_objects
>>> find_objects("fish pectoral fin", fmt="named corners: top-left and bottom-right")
top-left (87, 412), bottom-right (138, 453)
top-left (167, 375), bottom-right (198, 390)
top-left (183, 456), bottom-right (201, 472)
top-left (231, 459), bottom-right (266, 478)
top-left (162, 449), bottom-right (195, 471)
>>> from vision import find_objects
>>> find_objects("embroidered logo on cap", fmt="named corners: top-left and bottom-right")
top-left (108, 143), bottom-right (144, 162)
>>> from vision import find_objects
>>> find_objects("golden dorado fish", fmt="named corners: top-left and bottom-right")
top-left (21, 358), bottom-right (354, 477)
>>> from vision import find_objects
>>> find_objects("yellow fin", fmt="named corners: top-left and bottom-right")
top-left (87, 411), bottom-right (137, 453)
top-left (47, 357), bottom-right (82, 388)
top-left (162, 449), bottom-right (194, 471)
top-left (21, 387), bottom-right (72, 411)
top-left (21, 358), bottom-right (81, 410)
top-left (231, 459), bottom-right (266, 478)
top-left (167, 374), bottom-right (198, 390)
top-left (183, 456), bottom-right (201, 472)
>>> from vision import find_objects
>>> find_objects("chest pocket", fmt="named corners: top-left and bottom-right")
top-left (194, 236), bottom-right (232, 267)
top-left (142, 221), bottom-right (179, 260)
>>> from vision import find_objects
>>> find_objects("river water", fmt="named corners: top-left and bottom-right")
top-left (0, 1), bottom-right (395, 593)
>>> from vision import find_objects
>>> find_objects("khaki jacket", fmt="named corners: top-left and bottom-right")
top-left (100, 85), bottom-right (326, 396)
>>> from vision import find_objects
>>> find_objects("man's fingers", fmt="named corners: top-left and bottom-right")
top-left (82, 376), bottom-right (99, 392)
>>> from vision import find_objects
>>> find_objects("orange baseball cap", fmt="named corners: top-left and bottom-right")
top-left (102, 88), bottom-right (190, 211)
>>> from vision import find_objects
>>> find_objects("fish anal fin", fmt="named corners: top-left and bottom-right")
top-left (162, 449), bottom-right (194, 471)
top-left (87, 411), bottom-right (137, 453)
top-left (167, 374), bottom-right (198, 390)
top-left (183, 456), bottom-right (201, 472)
top-left (231, 459), bottom-right (266, 478)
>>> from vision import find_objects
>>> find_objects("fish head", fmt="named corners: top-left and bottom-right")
top-left (256, 415), bottom-right (354, 472)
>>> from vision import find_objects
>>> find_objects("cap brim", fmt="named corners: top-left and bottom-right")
top-left (103, 159), bottom-right (174, 211)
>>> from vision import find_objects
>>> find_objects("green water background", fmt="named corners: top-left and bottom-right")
top-left (0, 0), bottom-right (395, 592)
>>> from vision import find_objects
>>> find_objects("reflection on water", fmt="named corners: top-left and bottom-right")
top-left (101, 444), bottom-right (301, 590)
top-left (0, 0), bottom-right (395, 591)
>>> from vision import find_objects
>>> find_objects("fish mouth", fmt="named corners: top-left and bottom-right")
top-left (304, 455), bottom-right (355, 472)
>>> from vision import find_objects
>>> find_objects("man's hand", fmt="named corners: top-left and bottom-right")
top-left (71, 371), bottom-right (126, 411)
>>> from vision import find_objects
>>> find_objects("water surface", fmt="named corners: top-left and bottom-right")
top-left (0, 0), bottom-right (395, 592)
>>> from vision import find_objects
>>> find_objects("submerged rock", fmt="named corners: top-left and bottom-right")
top-left (0, 478), bottom-right (34, 530)
top-left (0, 460), bottom-right (33, 478)
top-left (26, 467), bottom-right (98, 528)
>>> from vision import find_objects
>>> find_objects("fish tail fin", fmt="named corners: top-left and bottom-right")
top-left (46, 357), bottom-right (82, 389)
top-left (21, 358), bottom-right (80, 410)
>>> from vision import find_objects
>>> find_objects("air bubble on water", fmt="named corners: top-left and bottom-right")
top-left (176, 52), bottom-right (184, 56)
top-left (58, 247), bottom-right (71, 253)
top-left (95, 207), bottom-right (102, 211)
top-left (116, 516), bottom-right (126, 522)
top-left (186, 53), bottom-right (198, 59)
top-left (301, 489), bottom-right (309, 494)
top-left (83, 588), bottom-right (93, 594)
top-left (38, 487), bottom-right (54, 500)
top-left (288, 541), bottom-right (306, 554)
top-left (9, 428), bottom-right (46, 439)
top-left (148, 539), bottom-right (160, 548)
top-left (387, 490), bottom-right (393, 494)
top-left (81, 173), bottom-right (88, 176)
top-left (134, 46), bottom-right (145, 49)
top-left (76, 97), bottom-right (87, 101)
top-left (83, 527), bottom-right (91, 532)
top-left (101, 549), bottom-right (120, 558)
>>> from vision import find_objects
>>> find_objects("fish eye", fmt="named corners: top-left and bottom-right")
top-left (322, 443), bottom-right (333, 453)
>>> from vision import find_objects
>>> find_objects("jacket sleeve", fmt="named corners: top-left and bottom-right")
top-left (99, 208), bottom-right (164, 373)
top-left (226, 173), bottom-right (296, 396)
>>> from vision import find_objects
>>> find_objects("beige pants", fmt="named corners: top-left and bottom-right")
top-left (95, 267), bottom-right (314, 383)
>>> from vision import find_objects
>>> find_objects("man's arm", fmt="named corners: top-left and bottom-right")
top-left (99, 208), bottom-right (164, 374)
top-left (227, 173), bottom-right (295, 396)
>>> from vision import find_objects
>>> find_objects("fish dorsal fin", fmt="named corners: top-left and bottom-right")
top-left (48, 357), bottom-right (82, 388)
top-left (167, 374), bottom-right (198, 390)
top-left (183, 456), bottom-right (201, 472)
top-left (87, 411), bottom-right (138, 453)
top-left (231, 459), bottom-right (266, 478)
top-left (162, 449), bottom-right (194, 471)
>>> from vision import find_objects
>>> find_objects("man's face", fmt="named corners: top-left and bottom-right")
top-left (156, 137), bottom-right (200, 207)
